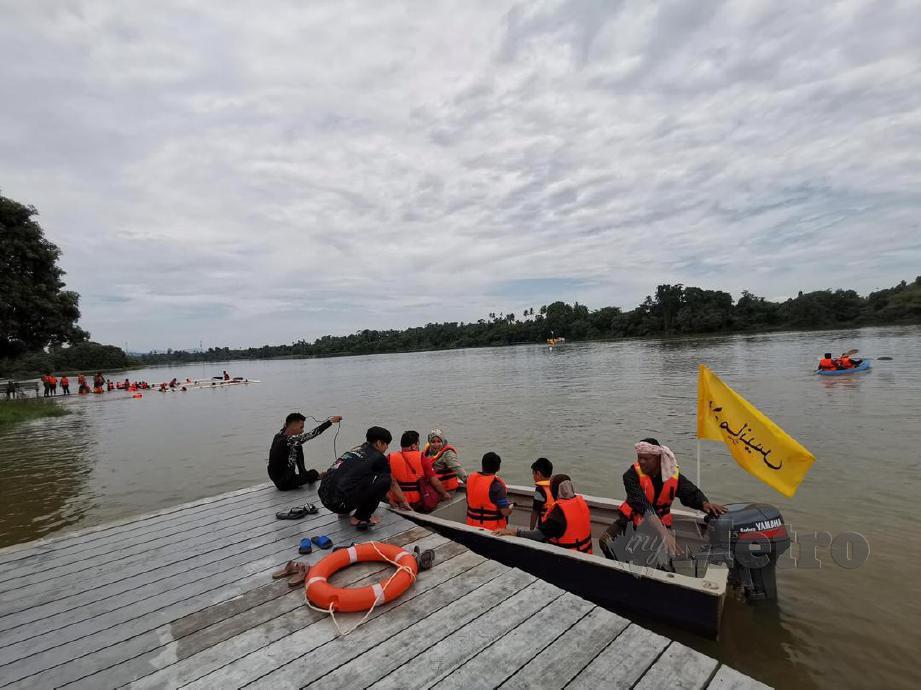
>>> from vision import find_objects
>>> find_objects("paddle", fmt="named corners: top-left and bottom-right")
top-left (845, 348), bottom-right (859, 356)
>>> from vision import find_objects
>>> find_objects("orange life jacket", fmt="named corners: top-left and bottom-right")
top-left (465, 472), bottom-right (508, 529)
top-left (78, 375), bottom-right (86, 385)
top-left (838, 356), bottom-right (854, 368)
top-left (818, 358), bottom-right (837, 370)
top-left (61, 377), bottom-right (69, 386)
top-left (388, 450), bottom-right (424, 505)
top-left (619, 463), bottom-right (679, 528)
top-left (49, 376), bottom-right (57, 385)
top-left (535, 480), bottom-right (556, 524)
top-left (425, 444), bottom-right (461, 490)
top-left (548, 496), bottom-right (593, 554)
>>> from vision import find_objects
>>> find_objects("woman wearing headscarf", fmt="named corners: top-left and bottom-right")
top-left (495, 474), bottom-right (593, 554)
top-left (421, 428), bottom-right (467, 491)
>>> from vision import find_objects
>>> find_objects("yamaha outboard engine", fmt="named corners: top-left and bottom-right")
top-left (706, 503), bottom-right (790, 601)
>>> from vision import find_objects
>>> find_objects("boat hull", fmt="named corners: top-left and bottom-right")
top-left (397, 486), bottom-right (727, 637)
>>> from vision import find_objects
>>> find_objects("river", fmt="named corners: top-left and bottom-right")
top-left (1, 325), bottom-right (919, 688)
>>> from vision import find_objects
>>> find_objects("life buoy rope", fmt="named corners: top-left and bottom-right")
top-left (304, 541), bottom-right (418, 636)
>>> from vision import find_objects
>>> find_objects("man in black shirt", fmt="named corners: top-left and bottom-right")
top-left (319, 426), bottom-right (394, 529)
top-left (268, 412), bottom-right (342, 490)
top-left (601, 437), bottom-right (726, 558)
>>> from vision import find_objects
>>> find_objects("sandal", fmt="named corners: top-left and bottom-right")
top-left (305, 503), bottom-right (319, 515)
top-left (276, 506), bottom-right (308, 520)
top-left (414, 546), bottom-right (436, 571)
top-left (271, 560), bottom-right (300, 579)
top-left (287, 564), bottom-right (308, 587)
top-left (298, 538), bottom-right (313, 554)
top-left (355, 521), bottom-right (370, 531)
top-left (311, 535), bottom-right (333, 550)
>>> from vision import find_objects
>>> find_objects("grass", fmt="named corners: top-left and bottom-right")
top-left (0, 399), bottom-right (69, 427)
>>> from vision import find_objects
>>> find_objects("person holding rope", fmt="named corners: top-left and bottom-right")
top-left (268, 412), bottom-right (342, 491)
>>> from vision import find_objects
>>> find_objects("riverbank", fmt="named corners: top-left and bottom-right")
top-left (0, 399), bottom-right (68, 427)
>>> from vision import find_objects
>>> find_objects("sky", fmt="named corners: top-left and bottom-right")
top-left (1, 1), bottom-right (920, 352)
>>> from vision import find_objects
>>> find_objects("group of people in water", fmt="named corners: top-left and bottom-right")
top-left (817, 352), bottom-right (862, 371)
top-left (34, 370), bottom-right (237, 397)
top-left (268, 414), bottom-right (727, 559)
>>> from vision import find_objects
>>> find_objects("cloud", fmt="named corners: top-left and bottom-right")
top-left (1, 0), bottom-right (919, 350)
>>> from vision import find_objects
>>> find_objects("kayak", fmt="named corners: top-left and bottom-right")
top-left (816, 360), bottom-right (871, 375)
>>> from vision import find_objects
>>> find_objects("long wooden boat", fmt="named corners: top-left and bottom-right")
top-left (397, 484), bottom-right (789, 638)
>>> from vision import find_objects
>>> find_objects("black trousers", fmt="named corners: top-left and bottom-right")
top-left (269, 458), bottom-right (312, 491)
top-left (320, 474), bottom-right (391, 522)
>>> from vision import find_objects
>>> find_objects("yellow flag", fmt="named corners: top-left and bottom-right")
top-left (697, 364), bottom-right (815, 497)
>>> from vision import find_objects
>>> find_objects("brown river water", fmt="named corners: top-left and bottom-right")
top-left (1, 326), bottom-right (919, 688)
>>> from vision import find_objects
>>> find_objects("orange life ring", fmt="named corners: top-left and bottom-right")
top-left (305, 542), bottom-right (418, 612)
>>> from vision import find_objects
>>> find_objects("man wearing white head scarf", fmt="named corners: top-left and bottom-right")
top-left (600, 437), bottom-right (726, 558)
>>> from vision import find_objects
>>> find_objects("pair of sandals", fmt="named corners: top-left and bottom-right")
top-left (276, 504), bottom-right (319, 520)
top-left (299, 535), bottom-right (333, 554)
top-left (272, 560), bottom-right (309, 586)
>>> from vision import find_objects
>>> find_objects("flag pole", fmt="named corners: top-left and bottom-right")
top-left (696, 438), bottom-right (701, 488)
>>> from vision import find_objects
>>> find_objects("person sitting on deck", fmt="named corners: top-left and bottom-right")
top-left (529, 457), bottom-right (555, 529)
top-left (268, 412), bottom-right (342, 491)
top-left (422, 428), bottom-right (467, 490)
top-left (388, 430), bottom-right (451, 512)
top-left (465, 452), bottom-right (513, 529)
top-left (818, 353), bottom-right (838, 371)
top-left (599, 438), bottom-right (726, 560)
top-left (496, 474), bottom-right (593, 554)
top-left (319, 426), bottom-right (394, 530)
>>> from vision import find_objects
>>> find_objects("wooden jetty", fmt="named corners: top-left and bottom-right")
top-left (0, 484), bottom-right (768, 689)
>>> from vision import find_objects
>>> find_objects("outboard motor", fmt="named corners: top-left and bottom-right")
top-left (706, 503), bottom-right (790, 601)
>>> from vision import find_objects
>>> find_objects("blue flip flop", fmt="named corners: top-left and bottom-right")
top-left (311, 535), bottom-right (333, 550)
top-left (298, 538), bottom-right (313, 554)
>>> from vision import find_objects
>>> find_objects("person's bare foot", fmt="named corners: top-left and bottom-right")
top-left (369, 514), bottom-right (381, 525)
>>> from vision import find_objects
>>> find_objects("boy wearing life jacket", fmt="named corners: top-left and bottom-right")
top-left (818, 353), bottom-right (838, 370)
top-left (466, 452), bottom-right (513, 529)
top-left (496, 474), bottom-right (593, 554)
top-left (529, 457), bottom-right (555, 529)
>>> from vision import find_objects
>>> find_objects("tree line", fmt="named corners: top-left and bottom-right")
top-left (3, 190), bottom-right (919, 376)
top-left (138, 277), bottom-right (921, 364)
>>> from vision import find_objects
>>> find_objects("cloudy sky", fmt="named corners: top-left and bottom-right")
top-left (1, 1), bottom-right (920, 351)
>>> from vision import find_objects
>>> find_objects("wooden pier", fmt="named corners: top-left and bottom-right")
top-left (0, 484), bottom-right (767, 689)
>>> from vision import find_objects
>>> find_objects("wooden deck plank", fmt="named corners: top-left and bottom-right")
top-left (433, 591), bottom-right (595, 690)
top-left (0, 513), bottom-right (410, 686)
top-left (188, 558), bottom-right (511, 690)
top-left (0, 490), bottom-right (315, 620)
top-left (0, 508), bottom-right (345, 645)
top-left (708, 665), bottom-right (771, 690)
top-left (0, 483), bottom-right (274, 564)
top-left (370, 579), bottom-right (567, 689)
top-left (567, 623), bottom-right (670, 689)
top-left (0, 486), bottom-right (290, 591)
top-left (500, 606), bottom-right (631, 690)
top-left (634, 641), bottom-right (720, 690)
top-left (0, 486), bottom-right (769, 690)
top-left (289, 569), bottom-right (538, 690)
top-left (62, 532), bottom-right (453, 689)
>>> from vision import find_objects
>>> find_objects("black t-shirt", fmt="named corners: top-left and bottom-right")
top-left (322, 443), bottom-right (390, 496)
top-left (267, 420), bottom-right (332, 480)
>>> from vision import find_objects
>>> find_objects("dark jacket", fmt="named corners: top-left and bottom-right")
top-left (320, 442), bottom-right (390, 499)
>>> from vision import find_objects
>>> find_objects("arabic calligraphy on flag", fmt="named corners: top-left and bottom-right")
top-left (697, 364), bottom-right (815, 498)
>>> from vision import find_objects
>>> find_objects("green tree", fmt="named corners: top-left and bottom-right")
top-left (0, 194), bottom-right (88, 358)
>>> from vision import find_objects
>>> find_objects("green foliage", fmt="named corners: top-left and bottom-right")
top-left (0, 193), bottom-right (89, 358)
top-left (136, 276), bottom-right (921, 365)
top-left (0, 400), bottom-right (68, 427)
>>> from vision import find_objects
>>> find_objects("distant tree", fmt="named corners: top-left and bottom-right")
top-left (0, 194), bottom-right (89, 358)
